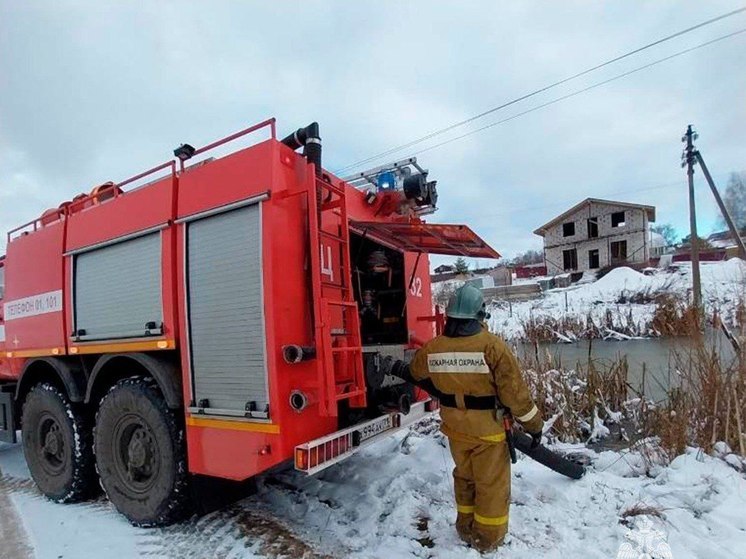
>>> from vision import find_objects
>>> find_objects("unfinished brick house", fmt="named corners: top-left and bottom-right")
top-left (533, 198), bottom-right (656, 275)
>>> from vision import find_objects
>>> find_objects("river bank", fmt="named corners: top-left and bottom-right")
top-left (486, 260), bottom-right (745, 343)
top-left (515, 329), bottom-right (738, 403)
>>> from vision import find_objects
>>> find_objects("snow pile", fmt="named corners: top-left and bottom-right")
top-left (486, 260), bottom-right (746, 341)
top-left (3, 424), bottom-right (746, 559)
top-left (584, 266), bottom-right (651, 297)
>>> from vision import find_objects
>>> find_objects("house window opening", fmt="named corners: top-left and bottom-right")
top-left (588, 249), bottom-right (599, 269)
top-left (610, 240), bottom-right (627, 262)
top-left (562, 222), bottom-right (575, 237)
top-left (587, 217), bottom-right (598, 238)
top-left (562, 248), bottom-right (578, 271)
top-left (611, 211), bottom-right (626, 228)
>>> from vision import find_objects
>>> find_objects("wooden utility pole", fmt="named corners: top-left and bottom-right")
top-left (695, 151), bottom-right (746, 260)
top-left (683, 125), bottom-right (702, 310)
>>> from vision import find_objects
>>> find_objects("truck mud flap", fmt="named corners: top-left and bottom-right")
top-left (0, 388), bottom-right (17, 444)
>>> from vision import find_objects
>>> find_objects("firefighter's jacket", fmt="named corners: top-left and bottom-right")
top-left (409, 329), bottom-right (543, 443)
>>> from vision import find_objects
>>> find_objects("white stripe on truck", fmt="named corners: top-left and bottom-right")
top-left (3, 290), bottom-right (63, 321)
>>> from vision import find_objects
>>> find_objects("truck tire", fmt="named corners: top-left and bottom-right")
top-left (21, 383), bottom-right (96, 502)
top-left (94, 377), bottom-right (190, 526)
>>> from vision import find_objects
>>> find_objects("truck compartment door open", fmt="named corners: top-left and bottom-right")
top-left (349, 221), bottom-right (498, 346)
top-left (349, 221), bottom-right (500, 259)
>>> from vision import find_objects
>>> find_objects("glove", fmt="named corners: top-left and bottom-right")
top-left (528, 430), bottom-right (542, 449)
top-left (388, 360), bottom-right (414, 383)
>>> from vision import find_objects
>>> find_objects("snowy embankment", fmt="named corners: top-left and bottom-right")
top-left (486, 259), bottom-right (746, 341)
top-left (2, 419), bottom-right (745, 559)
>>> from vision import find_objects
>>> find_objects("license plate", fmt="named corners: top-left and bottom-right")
top-left (354, 415), bottom-right (394, 445)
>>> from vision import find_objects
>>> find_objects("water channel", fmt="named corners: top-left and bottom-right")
top-left (514, 330), bottom-right (739, 403)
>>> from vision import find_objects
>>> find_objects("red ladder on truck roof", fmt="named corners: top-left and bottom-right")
top-left (308, 175), bottom-right (366, 416)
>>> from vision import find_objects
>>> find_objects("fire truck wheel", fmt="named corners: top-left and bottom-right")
top-left (21, 383), bottom-right (96, 503)
top-left (94, 377), bottom-right (190, 527)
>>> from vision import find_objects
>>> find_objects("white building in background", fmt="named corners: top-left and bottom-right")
top-left (648, 230), bottom-right (667, 257)
top-left (533, 198), bottom-right (656, 275)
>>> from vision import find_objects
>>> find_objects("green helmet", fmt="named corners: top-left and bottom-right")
top-left (446, 284), bottom-right (486, 320)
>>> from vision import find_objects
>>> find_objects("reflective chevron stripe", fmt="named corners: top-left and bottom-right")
top-left (474, 513), bottom-right (509, 526)
top-left (479, 432), bottom-right (506, 443)
top-left (516, 404), bottom-right (539, 423)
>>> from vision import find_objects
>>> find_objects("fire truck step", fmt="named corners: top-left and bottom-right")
top-left (317, 181), bottom-right (346, 197)
top-left (319, 230), bottom-right (345, 242)
top-left (320, 281), bottom-right (350, 290)
top-left (335, 389), bottom-right (365, 401)
top-left (331, 346), bottom-right (360, 353)
top-left (323, 299), bottom-right (357, 308)
top-left (320, 200), bottom-right (342, 211)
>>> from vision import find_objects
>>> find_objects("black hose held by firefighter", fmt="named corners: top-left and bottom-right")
top-left (392, 284), bottom-right (543, 552)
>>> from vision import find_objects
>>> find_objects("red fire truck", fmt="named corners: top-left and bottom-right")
top-left (0, 118), bottom-right (499, 526)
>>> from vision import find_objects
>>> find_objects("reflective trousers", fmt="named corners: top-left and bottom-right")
top-left (448, 438), bottom-right (510, 550)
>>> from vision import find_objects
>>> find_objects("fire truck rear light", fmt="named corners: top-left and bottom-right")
top-left (295, 448), bottom-right (308, 470)
top-left (295, 433), bottom-right (352, 472)
top-left (295, 401), bottom-right (434, 474)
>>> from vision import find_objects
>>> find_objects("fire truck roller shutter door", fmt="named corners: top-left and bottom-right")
top-left (74, 232), bottom-right (163, 340)
top-left (186, 203), bottom-right (268, 416)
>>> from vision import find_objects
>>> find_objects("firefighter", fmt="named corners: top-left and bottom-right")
top-left (404, 285), bottom-right (543, 552)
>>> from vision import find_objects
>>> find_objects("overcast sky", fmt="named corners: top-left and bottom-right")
top-left (1, 1), bottom-right (745, 264)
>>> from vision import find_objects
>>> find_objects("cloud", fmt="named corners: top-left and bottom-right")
top-left (1, 0), bottom-right (745, 258)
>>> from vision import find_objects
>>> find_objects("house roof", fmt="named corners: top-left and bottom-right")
top-left (707, 230), bottom-right (744, 248)
top-left (533, 198), bottom-right (656, 236)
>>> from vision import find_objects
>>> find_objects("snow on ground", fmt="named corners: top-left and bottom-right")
top-left (2, 419), bottom-right (745, 559)
top-left (486, 260), bottom-right (746, 341)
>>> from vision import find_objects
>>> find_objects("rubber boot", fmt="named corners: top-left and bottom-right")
top-left (455, 512), bottom-right (474, 544)
top-left (471, 527), bottom-right (505, 553)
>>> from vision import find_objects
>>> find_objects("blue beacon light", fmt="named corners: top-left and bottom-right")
top-left (376, 171), bottom-right (396, 192)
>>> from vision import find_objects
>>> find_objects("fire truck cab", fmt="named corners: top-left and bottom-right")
top-left (0, 119), bottom-right (498, 526)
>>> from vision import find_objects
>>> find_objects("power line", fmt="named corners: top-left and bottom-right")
top-left (447, 171), bottom-right (730, 224)
top-left (336, 6), bottom-right (746, 174)
top-left (456, 178), bottom-right (688, 222)
top-left (408, 28), bottom-right (746, 159)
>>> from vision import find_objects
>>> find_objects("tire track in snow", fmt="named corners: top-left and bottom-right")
top-left (0, 471), bottom-right (35, 559)
top-left (0, 474), bottom-right (36, 494)
top-left (0, 468), bottom-right (333, 559)
top-left (143, 504), bottom-right (333, 559)
top-left (0, 472), bottom-right (116, 512)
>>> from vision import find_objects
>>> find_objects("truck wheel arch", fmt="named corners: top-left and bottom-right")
top-left (86, 353), bottom-right (183, 409)
top-left (16, 357), bottom-right (87, 405)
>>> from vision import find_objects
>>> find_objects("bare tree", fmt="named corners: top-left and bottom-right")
top-left (679, 234), bottom-right (713, 251)
top-left (510, 249), bottom-right (544, 266)
top-left (651, 223), bottom-right (678, 246)
top-left (720, 171), bottom-right (746, 230)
